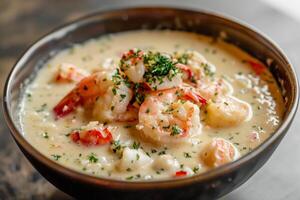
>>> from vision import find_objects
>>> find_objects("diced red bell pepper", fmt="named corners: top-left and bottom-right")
top-left (69, 128), bottom-right (112, 146)
top-left (247, 60), bottom-right (265, 75)
top-left (70, 131), bottom-right (80, 142)
top-left (175, 170), bottom-right (187, 177)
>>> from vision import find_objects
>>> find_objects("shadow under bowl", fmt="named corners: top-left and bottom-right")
top-left (3, 7), bottom-right (299, 200)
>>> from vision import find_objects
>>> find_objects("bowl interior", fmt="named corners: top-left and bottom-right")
top-left (3, 7), bottom-right (298, 187)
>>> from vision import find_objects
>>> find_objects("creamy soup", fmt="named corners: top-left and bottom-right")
top-left (20, 30), bottom-right (284, 181)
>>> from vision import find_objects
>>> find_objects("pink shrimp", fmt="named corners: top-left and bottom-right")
top-left (201, 138), bottom-right (240, 168)
top-left (54, 63), bottom-right (89, 83)
top-left (53, 71), bottom-right (111, 117)
top-left (138, 87), bottom-right (205, 144)
top-left (53, 70), bottom-right (136, 122)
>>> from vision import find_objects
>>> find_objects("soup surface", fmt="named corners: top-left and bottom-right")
top-left (20, 30), bottom-right (284, 181)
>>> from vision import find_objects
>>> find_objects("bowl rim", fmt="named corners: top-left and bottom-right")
top-left (3, 6), bottom-right (299, 190)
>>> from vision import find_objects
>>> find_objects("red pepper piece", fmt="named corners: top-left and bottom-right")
top-left (247, 60), bottom-right (265, 75)
top-left (69, 128), bottom-right (112, 146)
top-left (70, 131), bottom-right (80, 142)
top-left (175, 170), bottom-right (187, 177)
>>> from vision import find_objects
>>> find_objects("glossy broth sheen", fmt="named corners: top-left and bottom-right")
top-left (20, 30), bottom-right (284, 180)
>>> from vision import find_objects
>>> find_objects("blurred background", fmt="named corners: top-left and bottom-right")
top-left (0, 0), bottom-right (299, 199)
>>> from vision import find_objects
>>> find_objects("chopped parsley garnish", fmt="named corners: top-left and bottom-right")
top-left (133, 83), bottom-right (145, 105)
top-left (126, 168), bottom-right (132, 172)
top-left (42, 132), bottom-right (49, 139)
top-left (120, 94), bottom-right (126, 100)
top-left (171, 125), bottom-right (182, 136)
top-left (112, 87), bottom-right (117, 95)
top-left (112, 69), bottom-right (131, 88)
top-left (111, 140), bottom-right (123, 155)
top-left (184, 152), bottom-right (192, 158)
top-left (132, 141), bottom-right (140, 149)
top-left (135, 174), bottom-right (141, 178)
top-left (88, 153), bottom-right (98, 163)
top-left (201, 63), bottom-right (215, 77)
top-left (177, 53), bottom-right (189, 65)
top-left (151, 149), bottom-right (157, 153)
top-left (193, 166), bottom-right (199, 173)
top-left (126, 176), bottom-right (134, 180)
top-left (51, 154), bottom-right (61, 161)
top-left (143, 52), bottom-right (179, 84)
top-left (36, 103), bottom-right (47, 112)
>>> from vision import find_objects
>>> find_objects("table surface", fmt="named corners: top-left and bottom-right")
top-left (1, 0), bottom-right (299, 199)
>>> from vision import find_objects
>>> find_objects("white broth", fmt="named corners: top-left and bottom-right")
top-left (20, 30), bottom-right (284, 181)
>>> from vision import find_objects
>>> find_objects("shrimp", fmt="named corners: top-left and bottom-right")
top-left (174, 50), bottom-right (234, 101)
top-left (69, 121), bottom-right (113, 146)
top-left (53, 70), bottom-right (136, 122)
top-left (92, 81), bottom-right (137, 122)
top-left (137, 87), bottom-right (204, 144)
top-left (120, 49), bottom-right (182, 90)
top-left (120, 49), bottom-right (145, 83)
top-left (201, 137), bottom-right (240, 168)
top-left (54, 63), bottom-right (89, 83)
top-left (53, 70), bottom-right (114, 117)
top-left (205, 95), bottom-right (252, 128)
top-left (174, 50), bottom-right (216, 81)
top-left (196, 78), bottom-right (233, 100)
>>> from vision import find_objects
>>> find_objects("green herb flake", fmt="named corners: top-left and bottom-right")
top-left (184, 152), bottom-right (192, 158)
top-left (42, 132), bottom-right (49, 139)
top-left (126, 168), bottom-right (132, 172)
top-left (132, 141), bottom-right (140, 150)
top-left (111, 140), bottom-right (123, 154)
top-left (177, 53), bottom-right (189, 65)
top-left (112, 87), bottom-right (117, 95)
top-left (143, 51), bottom-right (179, 85)
top-left (171, 125), bottom-right (182, 136)
top-left (135, 174), bottom-right (141, 179)
top-left (120, 94), bottom-right (126, 100)
top-left (126, 176), bottom-right (134, 180)
top-left (36, 103), bottom-right (47, 112)
top-left (51, 154), bottom-right (61, 161)
top-left (193, 166), bottom-right (199, 173)
top-left (88, 153), bottom-right (98, 163)
top-left (151, 149), bottom-right (157, 153)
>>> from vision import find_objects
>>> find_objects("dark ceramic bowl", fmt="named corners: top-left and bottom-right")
top-left (3, 7), bottom-right (299, 200)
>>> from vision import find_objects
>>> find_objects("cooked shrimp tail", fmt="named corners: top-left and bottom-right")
top-left (53, 90), bottom-right (82, 118)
